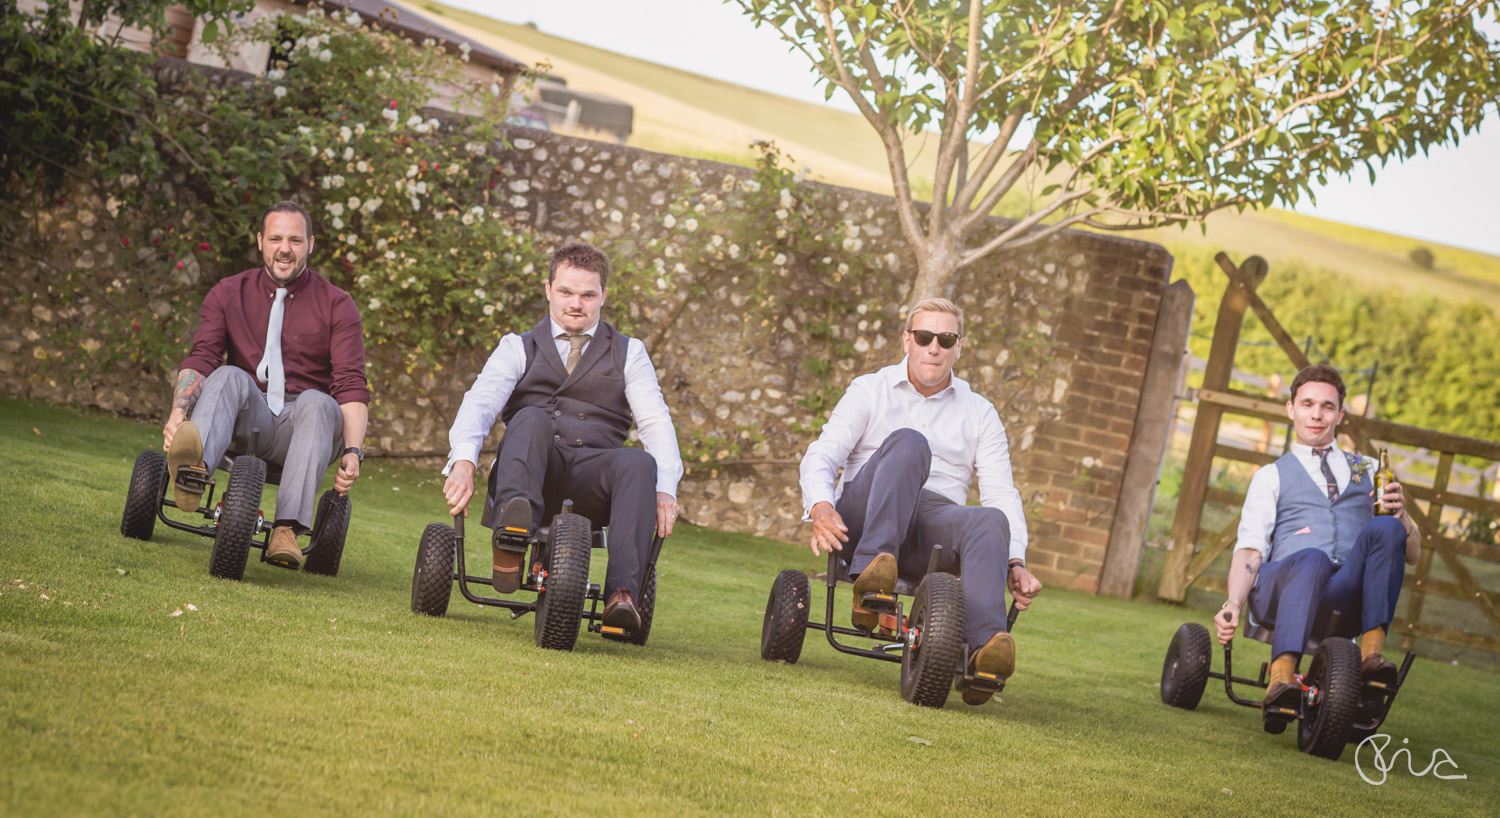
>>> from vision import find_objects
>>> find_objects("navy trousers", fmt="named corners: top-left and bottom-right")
top-left (835, 428), bottom-right (1013, 648)
top-left (484, 406), bottom-right (657, 599)
top-left (1249, 515), bottom-right (1407, 657)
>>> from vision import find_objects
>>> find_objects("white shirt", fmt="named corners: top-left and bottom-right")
top-left (799, 360), bottom-right (1029, 560)
top-left (1236, 442), bottom-right (1375, 560)
top-left (444, 318), bottom-right (684, 497)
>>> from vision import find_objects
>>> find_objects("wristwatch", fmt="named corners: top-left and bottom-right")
top-left (343, 446), bottom-right (365, 462)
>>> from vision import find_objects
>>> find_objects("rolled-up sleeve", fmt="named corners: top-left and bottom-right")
top-left (178, 284), bottom-right (229, 376)
top-left (327, 291), bottom-right (370, 405)
top-left (624, 339), bottom-right (684, 497)
top-left (975, 402), bottom-right (1029, 562)
top-left (1236, 465), bottom-right (1280, 560)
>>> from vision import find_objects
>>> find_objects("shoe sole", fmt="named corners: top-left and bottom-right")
top-left (850, 553), bottom-right (897, 630)
top-left (492, 497), bottom-right (532, 594)
top-left (167, 421), bottom-right (205, 511)
top-left (603, 602), bottom-right (642, 631)
top-left (963, 632), bottom-right (1016, 705)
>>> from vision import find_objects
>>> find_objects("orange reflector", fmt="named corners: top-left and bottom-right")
top-left (503, 526), bottom-right (527, 533)
top-left (977, 672), bottom-right (996, 680)
top-left (601, 626), bottom-right (624, 635)
top-left (874, 594), bottom-right (893, 600)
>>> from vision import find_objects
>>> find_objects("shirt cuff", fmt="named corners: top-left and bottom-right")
top-left (443, 446), bottom-right (482, 476)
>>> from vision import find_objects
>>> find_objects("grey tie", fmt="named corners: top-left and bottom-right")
top-left (562, 333), bottom-right (589, 374)
top-left (256, 287), bottom-right (288, 415)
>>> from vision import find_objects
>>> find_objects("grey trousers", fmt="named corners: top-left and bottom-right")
top-left (192, 366), bottom-right (344, 530)
top-left (483, 406), bottom-right (657, 599)
top-left (836, 428), bottom-right (1013, 647)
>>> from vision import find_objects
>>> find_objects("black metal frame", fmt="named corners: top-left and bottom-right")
top-left (1212, 612), bottom-right (1415, 731)
top-left (446, 504), bottom-right (665, 637)
top-left (146, 427), bottom-right (327, 564)
top-left (804, 544), bottom-right (1020, 687)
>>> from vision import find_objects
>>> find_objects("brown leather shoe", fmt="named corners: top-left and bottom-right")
top-left (1362, 653), bottom-right (1398, 691)
top-left (961, 631), bottom-right (1016, 705)
top-left (850, 552), bottom-right (897, 630)
top-left (167, 420), bottom-right (207, 510)
top-left (491, 497), bottom-right (531, 594)
top-left (602, 588), bottom-right (641, 632)
top-left (265, 526), bottom-right (304, 569)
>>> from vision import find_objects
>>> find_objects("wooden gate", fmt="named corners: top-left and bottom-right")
top-left (1157, 253), bottom-right (1500, 655)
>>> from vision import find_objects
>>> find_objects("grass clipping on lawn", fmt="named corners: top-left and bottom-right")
top-left (0, 397), bottom-right (1496, 816)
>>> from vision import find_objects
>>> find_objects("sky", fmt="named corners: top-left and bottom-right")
top-left (447, 0), bottom-right (1500, 256)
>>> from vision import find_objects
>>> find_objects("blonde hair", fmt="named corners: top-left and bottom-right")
top-left (905, 297), bottom-right (964, 336)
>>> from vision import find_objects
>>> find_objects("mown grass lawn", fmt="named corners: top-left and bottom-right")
top-left (2, 397), bottom-right (1496, 816)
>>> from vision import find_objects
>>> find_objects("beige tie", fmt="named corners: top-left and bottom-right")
top-left (563, 333), bottom-right (589, 374)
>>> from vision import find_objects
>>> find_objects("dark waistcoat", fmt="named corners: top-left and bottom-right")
top-left (501, 315), bottom-right (633, 449)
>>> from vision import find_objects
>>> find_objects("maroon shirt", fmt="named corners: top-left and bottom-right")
top-left (180, 267), bottom-right (371, 405)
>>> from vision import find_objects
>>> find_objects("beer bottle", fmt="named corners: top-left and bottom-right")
top-left (1373, 447), bottom-right (1395, 516)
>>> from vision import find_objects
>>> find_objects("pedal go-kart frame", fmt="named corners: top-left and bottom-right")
top-left (119, 427), bottom-right (350, 581)
top-left (760, 544), bottom-right (1020, 708)
top-left (1160, 609), bottom-right (1414, 761)
top-left (410, 500), bottom-right (665, 651)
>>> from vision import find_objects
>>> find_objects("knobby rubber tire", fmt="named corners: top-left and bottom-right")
top-left (121, 449), bottom-right (167, 540)
top-left (411, 523), bottom-right (456, 616)
top-left (627, 566), bottom-right (657, 646)
top-left (1299, 638), bottom-right (1362, 760)
top-left (534, 513), bottom-right (591, 651)
top-left (209, 456), bottom-right (265, 581)
top-left (303, 490), bottom-right (351, 577)
top-left (760, 569), bottom-right (810, 663)
top-left (900, 573), bottom-right (965, 708)
top-left (1161, 623), bottom-right (1213, 710)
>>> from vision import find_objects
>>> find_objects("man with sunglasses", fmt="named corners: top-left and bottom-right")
top-left (800, 297), bottom-right (1040, 705)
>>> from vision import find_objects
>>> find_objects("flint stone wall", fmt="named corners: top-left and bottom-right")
top-left (2, 76), bottom-right (1173, 593)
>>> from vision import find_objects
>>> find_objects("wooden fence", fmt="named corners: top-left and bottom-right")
top-left (1157, 253), bottom-right (1500, 655)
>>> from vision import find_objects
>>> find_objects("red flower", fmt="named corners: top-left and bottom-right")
top-left (120, 238), bottom-right (130, 247)
top-left (340, 114), bottom-right (347, 120)
top-left (132, 321), bottom-right (141, 331)
top-left (388, 100), bottom-right (398, 109)
top-left (167, 251), bottom-right (175, 258)
top-left (176, 262), bottom-right (185, 270)
top-left (432, 162), bottom-right (441, 170)
top-left (58, 197), bottom-right (67, 206)
top-left (151, 236), bottom-right (159, 245)
top-left (198, 242), bottom-right (211, 251)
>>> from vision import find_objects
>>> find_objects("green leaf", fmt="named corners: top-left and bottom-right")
top-left (201, 21), bottom-right (219, 45)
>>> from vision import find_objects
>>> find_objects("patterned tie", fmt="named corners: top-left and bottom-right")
top-left (1313, 447), bottom-right (1338, 501)
top-left (562, 333), bottom-right (589, 374)
top-left (255, 287), bottom-right (288, 415)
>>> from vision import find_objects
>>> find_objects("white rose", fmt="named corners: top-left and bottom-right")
top-left (774, 253), bottom-right (787, 266)
top-left (318, 49), bottom-right (332, 63)
top-left (662, 214), bottom-right (676, 229)
top-left (273, 86), bottom-right (287, 99)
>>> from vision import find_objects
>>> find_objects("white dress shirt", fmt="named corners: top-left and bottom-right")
top-left (800, 360), bottom-right (1029, 560)
top-left (1236, 442), bottom-right (1375, 560)
top-left (444, 318), bottom-right (684, 497)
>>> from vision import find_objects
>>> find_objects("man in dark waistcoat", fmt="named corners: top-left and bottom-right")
top-left (1215, 365), bottom-right (1421, 710)
top-left (442, 241), bottom-right (683, 630)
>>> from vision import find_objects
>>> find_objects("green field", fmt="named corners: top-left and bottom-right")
top-left (408, 0), bottom-right (1500, 310)
top-left (3, 399), bottom-right (1498, 815)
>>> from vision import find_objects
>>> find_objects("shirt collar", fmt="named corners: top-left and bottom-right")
top-left (887, 357), bottom-right (961, 398)
top-left (555, 318), bottom-right (600, 340)
top-left (258, 266), bottom-right (313, 296)
top-left (1292, 441), bottom-right (1341, 458)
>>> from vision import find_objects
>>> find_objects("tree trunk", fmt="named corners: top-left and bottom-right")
top-left (910, 236), bottom-right (962, 302)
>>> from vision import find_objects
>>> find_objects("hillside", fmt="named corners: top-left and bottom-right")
top-left (408, 0), bottom-right (1500, 309)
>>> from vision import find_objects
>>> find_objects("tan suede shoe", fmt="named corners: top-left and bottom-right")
top-left (850, 552), bottom-right (897, 630)
top-left (265, 526), bottom-right (304, 569)
top-left (167, 420), bottom-right (206, 511)
top-left (962, 631), bottom-right (1016, 705)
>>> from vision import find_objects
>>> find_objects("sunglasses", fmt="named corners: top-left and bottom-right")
top-left (908, 329), bottom-right (961, 349)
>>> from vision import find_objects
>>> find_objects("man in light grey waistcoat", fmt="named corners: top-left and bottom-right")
top-left (1216, 364), bottom-right (1421, 711)
top-left (442, 241), bottom-right (684, 632)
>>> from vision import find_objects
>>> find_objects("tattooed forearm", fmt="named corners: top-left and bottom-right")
top-left (172, 369), bottom-right (205, 414)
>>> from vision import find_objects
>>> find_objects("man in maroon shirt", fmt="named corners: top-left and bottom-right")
top-left (162, 201), bottom-right (370, 568)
